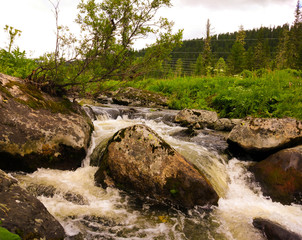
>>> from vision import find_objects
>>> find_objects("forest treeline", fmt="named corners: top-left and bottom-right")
top-left (0, 0), bottom-right (301, 96)
top-left (139, 1), bottom-right (302, 78)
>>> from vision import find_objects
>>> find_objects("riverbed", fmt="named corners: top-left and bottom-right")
top-left (15, 105), bottom-right (302, 240)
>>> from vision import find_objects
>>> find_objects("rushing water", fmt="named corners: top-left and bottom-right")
top-left (15, 106), bottom-right (302, 240)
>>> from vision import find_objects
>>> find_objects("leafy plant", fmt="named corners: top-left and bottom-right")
top-left (29, 0), bottom-right (183, 96)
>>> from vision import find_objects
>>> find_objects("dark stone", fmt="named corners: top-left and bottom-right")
top-left (228, 117), bottom-right (302, 160)
top-left (0, 170), bottom-right (65, 239)
top-left (95, 124), bottom-right (219, 209)
top-left (111, 87), bottom-right (168, 108)
top-left (174, 109), bottom-right (218, 129)
top-left (0, 73), bottom-right (93, 172)
top-left (253, 218), bottom-right (302, 240)
top-left (249, 146), bottom-right (302, 205)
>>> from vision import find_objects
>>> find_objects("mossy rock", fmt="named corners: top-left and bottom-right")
top-left (112, 87), bottom-right (168, 108)
top-left (250, 145), bottom-right (302, 204)
top-left (0, 170), bottom-right (65, 239)
top-left (0, 73), bottom-right (93, 172)
top-left (95, 124), bottom-right (219, 209)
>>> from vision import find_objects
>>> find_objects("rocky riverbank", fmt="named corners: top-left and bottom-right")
top-left (0, 73), bottom-right (93, 239)
top-left (1, 74), bottom-right (302, 239)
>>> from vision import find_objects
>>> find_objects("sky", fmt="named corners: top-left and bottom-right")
top-left (0, 0), bottom-right (297, 58)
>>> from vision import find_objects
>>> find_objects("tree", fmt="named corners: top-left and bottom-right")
top-left (202, 19), bottom-right (213, 73)
top-left (290, 0), bottom-right (302, 69)
top-left (175, 58), bottom-right (183, 77)
top-left (275, 25), bottom-right (291, 69)
top-left (252, 27), bottom-right (270, 70)
top-left (227, 26), bottom-right (246, 74)
top-left (215, 57), bottom-right (226, 76)
top-left (31, 0), bottom-right (183, 95)
top-left (236, 25), bottom-right (246, 46)
top-left (194, 54), bottom-right (204, 76)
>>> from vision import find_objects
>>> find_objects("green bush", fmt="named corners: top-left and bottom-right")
top-left (0, 227), bottom-right (21, 240)
top-left (0, 48), bottom-right (37, 79)
top-left (240, 70), bottom-right (253, 79)
top-left (122, 70), bottom-right (302, 120)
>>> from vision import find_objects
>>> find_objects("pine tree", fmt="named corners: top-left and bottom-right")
top-left (291, 0), bottom-right (302, 69)
top-left (194, 54), bottom-right (204, 76)
top-left (202, 19), bottom-right (213, 73)
top-left (227, 26), bottom-right (246, 74)
top-left (252, 27), bottom-right (269, 69)
top-left (175, 58), bottom-right (183, 77)
top-left (215, 57), bottom-right (226, 76)
top-left (275, 25), bottom-right (291, 69)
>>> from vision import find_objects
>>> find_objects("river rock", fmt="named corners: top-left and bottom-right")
top-left (95, 124), bottom-right (219, 209)
top-left (90, 138), bottom-right (110, 167)
top-left (227, 117), bottom-right (302, 159)
top-left (111, 87), bottom-right (168, 108)
top-left (250, 145), bottom-right (302, 204)
top-left (0, 73), bottom-right (93, 172)
top-left (253, 218), bottom-right (302, 240)
top-left (0, 169), bottom-right (65, 239)
top-left (174, 109), bottom-right (219, 129)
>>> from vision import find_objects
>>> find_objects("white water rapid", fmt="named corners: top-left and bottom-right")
top-left (15, 108), bottom-right (302, 240)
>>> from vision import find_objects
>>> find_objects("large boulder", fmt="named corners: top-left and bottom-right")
top-left (253, 218), bottom-right (302, 240)
top-left (174, 109), bottom-right (240, 131)
top-left (111, 87), bottom-right (168, 108)
top-left (249, 145), bottom-right (302, 205)
top-left (175, 109), bottom-right (218, 129)
top-left (94, 124), bottom-right (219, 209)
top-left (0, 169), bottom-right (65, 239)
top-left (0, 73), bottom-right (93, 172)
top-left (228, 117), bottom-right (302, 159)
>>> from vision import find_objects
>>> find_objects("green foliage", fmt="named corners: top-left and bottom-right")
top-left (0, 48), bottom-right (37, 79)
top-left (214, 57), bottom-right (226, 76)
top-left (122, 70), bottom-right (302, 120)
top-left (3, 25), bottom-right (22, 53)
top-left (175, 58), bottom-right (183, 77)
top-left (227, 41), bottom-right (246, 74)
top-left (25, 0), bottom-right (182, 96)
top-left (0, 226), bottom-right (21, 240)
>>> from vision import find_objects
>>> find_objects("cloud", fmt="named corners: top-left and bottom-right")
top-left (179, 0), bottom-right (294, 9)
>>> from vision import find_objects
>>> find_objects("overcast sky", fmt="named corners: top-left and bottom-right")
top-left (0, 0), bottom-right (297, 58)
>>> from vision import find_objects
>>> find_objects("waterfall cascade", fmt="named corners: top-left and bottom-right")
top-left (15, 105), bottom-right (302, 240)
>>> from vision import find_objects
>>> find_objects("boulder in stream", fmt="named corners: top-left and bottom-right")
top-left (0, 169), bottom-right (65, 239)
top-left (250, 145), bottom-right (302, 205)
top-left (0, 73), bottom-right (93, 172)
top-left (253, 218), bottom-right (302, 240)
top-left (228, 117), bottom-right (302, 159)
top-left (111, 87), bottom-right (168, 108)
top-left (95, 124), bottom-right (219, 209)
top-left (174, 109), bottom-right (218, 129)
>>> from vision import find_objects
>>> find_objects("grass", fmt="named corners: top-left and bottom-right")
top-left (92, 69), bottom-right (302, 120)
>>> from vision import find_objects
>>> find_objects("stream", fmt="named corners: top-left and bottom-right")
top-left (15, 105), bottom-right (302, 240)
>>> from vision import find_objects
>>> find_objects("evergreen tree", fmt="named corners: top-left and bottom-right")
top-left (290, 0), bottom-right (302, 69)
top-left (228, 42), bottom-right (246, 74)
top-left (202, 19), bottom-right (213, 73)
top-left (215, 57), bottom-right (226, 76)
top-left (227, 26), bottom-right (246, 74)
top-left (245, 47), bottom-right (254, 71)
top-left (175, 58), bottom-right (183, 77)
top-left (236, 25), bottom-right (246, 46)
top-left (252, 27), bottom-right (270, 69)
top-left (275, 25), bottom-right (291, 69)
top-left (194, 54), bottom-right (204, 76)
